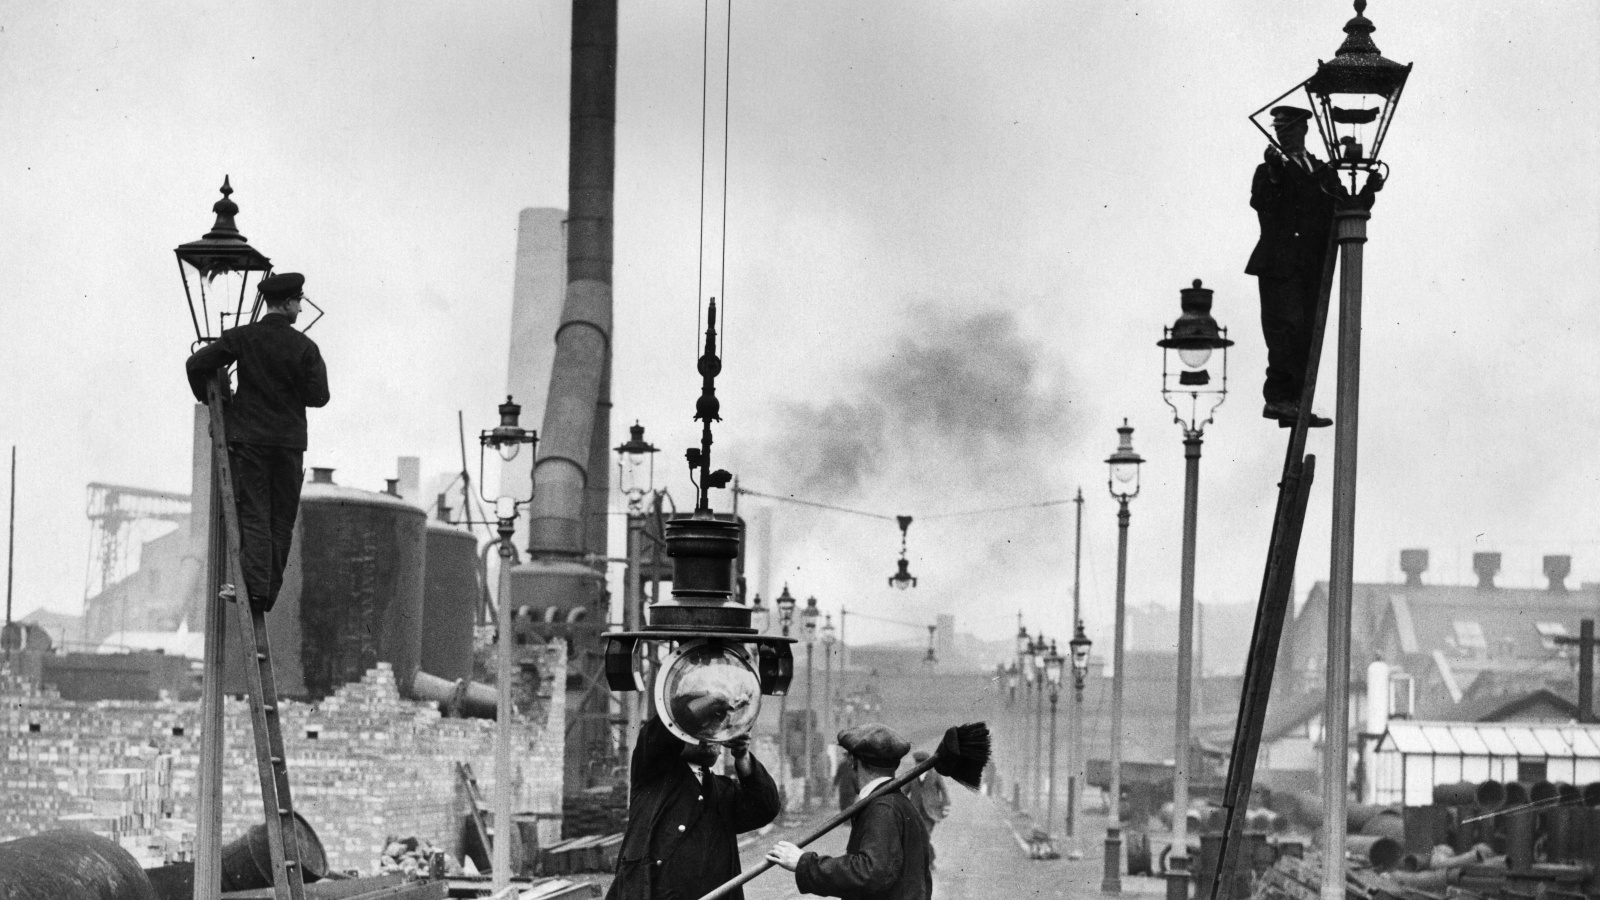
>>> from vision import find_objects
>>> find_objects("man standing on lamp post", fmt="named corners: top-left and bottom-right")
top-left (185, 272), bottom-right (329, 611)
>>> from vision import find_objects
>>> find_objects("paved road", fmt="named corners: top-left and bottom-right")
top-left (737, 788), bottom-right (1171, 900)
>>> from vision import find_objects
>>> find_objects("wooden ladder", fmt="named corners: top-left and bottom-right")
top-left (456, 761), bottom-right (495, 871)
top-left (206, 374), bottom-right (307, 900)
top-left (1204, 234), bottom-right (1339, 900)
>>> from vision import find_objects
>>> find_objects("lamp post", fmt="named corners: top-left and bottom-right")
top-left (1044, 640), bottom-right (1065, 847)
top-left (1014, 621), bottom-right (1030, 807)
top-left (801, 595), bottom-right (821, 809)
top-left (1103, 420), bottom-right (1144, 895)
top-left (477, 396), bottom-right (539, 891)
top-left (1069, 623), bottom-right (1094, 862)
top-left (924, 623), bottom-right (937, 667)
top-left (1251, 10), bottom-right (1411, 899)
top-left (776, 586), bottom-right (797, 795)
top-left (1032, 635), bottom-right (1047, 816)
top-left (822, 614), bottom-right (837, 736)
top-left (1067, 487), bottom-right (1085, 854)
top-left (175, 177), bottom-right (274, 900)
top-left (1158, 280), bottom-right (1232, 899)
top-left (615, 422), bottom-right (659, 765)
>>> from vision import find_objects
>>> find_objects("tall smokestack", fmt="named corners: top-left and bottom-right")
top-left (1399, 549), bottom-right (1428, 587)
top-left (1472, 552), bottom-right (1501, 589)
top-left (1543, 555), bottom-right (1571, 592)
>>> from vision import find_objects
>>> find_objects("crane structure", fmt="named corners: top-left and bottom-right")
top-left (82, 481), bottom-right (191, 643)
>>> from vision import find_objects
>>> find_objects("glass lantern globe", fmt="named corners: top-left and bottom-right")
top-left (1105, 419), bottom-right (1144, 501)
top-left (654, 640), bottom-right (764, 744)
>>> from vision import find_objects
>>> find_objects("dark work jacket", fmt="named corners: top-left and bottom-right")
top-left (1245, 153), bottom-right (1337, 280)
top-left (795, 789), bottom-right (931, 900)
top-left (607, 717), bottom-right (780, 900)
top-left (185, 313), bottom-right (329, 450)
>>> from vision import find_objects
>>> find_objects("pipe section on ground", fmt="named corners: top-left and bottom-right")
top-left (0, 830), bottom-right (159, 900)
top-left (1345, 834), bottom-right (1402, 871)
top-left (1433, 780), bottom-right (1505, 810)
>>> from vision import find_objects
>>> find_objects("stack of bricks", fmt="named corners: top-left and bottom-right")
top-left (0, 640), bottom-right (566, 874)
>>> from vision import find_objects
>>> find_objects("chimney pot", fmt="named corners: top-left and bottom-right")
top-left (1543, 555), bottom-right (1572, 592)
top-left (310, 467), bottom-right (335, 484)
top-left (384, 478), bottom-right (400, 496)
top-left (1472, 552), bottom-right (1501, 589)
top-left (1399, 549), bottom-right (1429, 587)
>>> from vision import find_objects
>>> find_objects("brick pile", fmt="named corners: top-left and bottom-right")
top-left (1, 641), bottom-right (566, 874)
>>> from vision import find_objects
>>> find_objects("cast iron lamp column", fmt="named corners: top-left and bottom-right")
top-left (1033, 635), bottom-right (1048, 816)
top-left (1044, 642), bottom-right (1065, 848)
top-left (1157, 280), bottom-right (1233, 900)
top-left (1248, 7), bottom-right (1411, 898)
top-left (479, 396), bottom-right (538, 891)
top-left (1103, 421), bottom-right (1144, 894)
top-left (801, 595), bottom-right (821, 809)
top-left (1069, 623), bottom-right (1094, 861)
top-left (775, 586), bottom-right (797, 796)
top-left (1067, 487), bottom-right (1085, 854)
top-left (822, 614), bottom-right (837, 737)
top-left (614, 422), bottom-right (658, 770)
top-left (1014, 621), bottom-right (1030, 807)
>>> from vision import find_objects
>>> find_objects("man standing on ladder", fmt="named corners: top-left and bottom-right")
top-left (186, 272), bottom-right (329, 611)
top-left (1247, 106), bottom-right (1340, 429)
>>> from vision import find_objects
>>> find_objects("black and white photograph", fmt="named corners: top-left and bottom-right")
top-left (1, 3), bottom-right (1597, 899)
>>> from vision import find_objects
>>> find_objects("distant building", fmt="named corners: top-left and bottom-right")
top-left (1279, 549), bottom-right (1597, 721)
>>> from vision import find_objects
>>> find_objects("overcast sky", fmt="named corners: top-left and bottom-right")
top-left (2, 2), bottom-right (1596, 663)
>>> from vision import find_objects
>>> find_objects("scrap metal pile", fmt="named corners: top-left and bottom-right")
top-left (1252, 780), bottom-right (1600, 900)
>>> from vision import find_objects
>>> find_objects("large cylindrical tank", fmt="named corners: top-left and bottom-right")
top-left (232, 469), bottom-right (426, 699)
top-left (0, 830), bottom-right (158, 900)
top-left (419, 516), bottom-right (481, 683)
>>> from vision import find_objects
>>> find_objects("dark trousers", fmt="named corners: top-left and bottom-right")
top-left (1257, 271), bottom-right (1323, 404)
top-left (229, 443), bottom-right (303, 609)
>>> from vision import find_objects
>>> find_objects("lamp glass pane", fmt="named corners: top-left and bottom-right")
top-left (656, 642), bottom-right (763, 744)
top-left (1111, 461), bottom-right (1138, 483)
top-left (498, 441), bottom-right (520, 462)
top-left (1178, 346), bottom-right (1212, 369)
top-left (494, 496), bottom-right (517, 520)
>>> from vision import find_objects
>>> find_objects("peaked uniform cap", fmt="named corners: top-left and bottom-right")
top-left (838, 723), bottom-right (911, 769)
top-left (1270, 106), bottom-right (1313, 127)
top-left (258, 272), bottom-right (306, 298)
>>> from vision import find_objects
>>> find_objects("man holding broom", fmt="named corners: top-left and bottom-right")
top-left (766, 724), bottom-right (933, 900)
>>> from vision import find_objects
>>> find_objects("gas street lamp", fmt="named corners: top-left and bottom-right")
top-left (923, 623), bottom-right (938, 666)
top-left (773, 584), bottom-right (798, 791)
top-left (801, 595), bottom-right (821, 808)
top-left (1157, 280), bottom-right (1231, 897)
top-left (176, 178), bottom-right (277, 899)
top-left (1031, 634), bottom-right (1047, 817)
top-left (601, 303), bottom-right (795, 808)
top-left (475, 395), bottom-right (538, 888)
top-left (821, 614), bottom-right (837, 736)
top-left (1044, 640), bottom-right (1065, 849)
top-left (1103, 420), bottom-right (1143, 895)
top-left (750, 593), bottom-right (770, 635)
top-left (615, 421), bottom-right (659, 514)
top-left (1068, 622), bottom-right (1093, 860)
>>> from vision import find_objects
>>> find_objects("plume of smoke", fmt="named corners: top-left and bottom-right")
top-left (766, 304), bottom-right (1073, 502)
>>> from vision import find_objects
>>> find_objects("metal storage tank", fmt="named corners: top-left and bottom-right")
top-left (228, 468), bottom-right (426, 700)
top-left (418, 512), bottom-right (481, 684)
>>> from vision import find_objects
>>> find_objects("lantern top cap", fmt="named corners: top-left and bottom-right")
top-left (1310, 0), bottom-right (1411, 97)
top-left (1158, 278), bottom-right (1233, 350)
top-left (616, 420), bottom-right (659, 455)
top-left (1105, 419), bottom-right (1144, 465)
top-left (175, 177), bottom-right (272, 274)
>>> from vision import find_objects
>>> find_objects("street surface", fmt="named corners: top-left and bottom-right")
top-left (737, 788), bottom-right (1171, 900)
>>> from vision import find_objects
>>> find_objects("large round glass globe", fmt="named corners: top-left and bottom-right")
top-left (656, 641), bottom-right (763, 744)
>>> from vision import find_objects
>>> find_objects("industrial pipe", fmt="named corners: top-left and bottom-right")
top-left (0, 830), bottom-right (158, 900)
top-left (1502, 781), bottom-right (1529, 808)
top-left (1357, 809), bottom-right (1405, 843)
top-left (411, 669), bottom-right (499, 719)
top-left (1432, 780), bottom-right (1505, 810)
top-left (1582, 782), bottom-right (1600, 807)
top-left (1346, 803), bottom-right (1400, 833)
top-left (1344, 834), bottom-right (1402, 871)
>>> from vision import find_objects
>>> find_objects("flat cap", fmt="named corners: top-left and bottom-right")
top-left (258, 272), bottom-right (305, 298)
top-left (838, 723), bottom-right (910, 769)
top-left (1270, 106), bottom-right (1313, 127)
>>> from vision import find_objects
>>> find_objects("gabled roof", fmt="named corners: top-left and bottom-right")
top-left (1441, 687), bottom-right (1580, 724)
top-left (1378, 720), bottom-right (1600, 758)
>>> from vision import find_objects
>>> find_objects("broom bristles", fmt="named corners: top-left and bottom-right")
top-left (932, 721), bottom-right (990, 790)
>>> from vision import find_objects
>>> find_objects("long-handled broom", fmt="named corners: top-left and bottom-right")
top-left (695, 721), bottom-right (991, 900)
